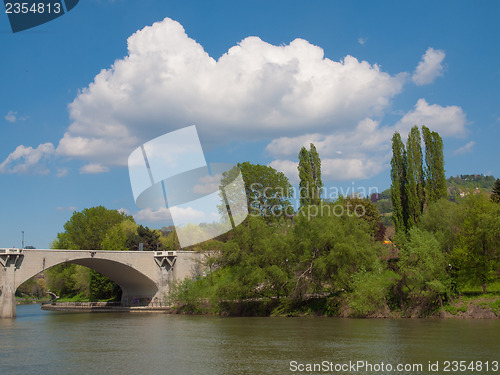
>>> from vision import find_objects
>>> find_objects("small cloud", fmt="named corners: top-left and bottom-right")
top-left (4, 110), bottom-right (28, 123)
top-left (358, 37), bottom-right (367, 45)
top-left (5, 111), bottom-right (17, 123)
top-left (134, 207), bottom-right (172, 222)
top-left (453, 141), bottom-right (475, 155)
top-left (192, 174), bottom-right (222, 195)
top-left (56, 206), bottom-right (77, 212)
top-left (412, 47), bottom-right (446, 85)
top-left (79, 163), bottom-right (109, 174)
top-left (118, 208), bottom-right (130, 215)
top-left (56, 168), bottom-right (69, 177)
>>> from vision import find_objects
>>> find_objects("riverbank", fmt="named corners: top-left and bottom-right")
top-left (169, 294), bottom-right (500, 319)
top-left (35, 293), bottom-right (500, 319)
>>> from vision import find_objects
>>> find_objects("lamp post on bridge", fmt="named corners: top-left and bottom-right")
top-left (21, 231), bottom-right (24, 249)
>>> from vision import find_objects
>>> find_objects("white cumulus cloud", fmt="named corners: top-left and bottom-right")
top-left (134, 207), bottom-right (172, 222)
top-left (395, 98), bottom-right (467, 137)
top-left (267, 118), bottom-right (393, 182)
top-left (0, 19), bottom-right (469, 184)
top-left (54, 17), bottom-right (405, 168)
top-left (133, 206), bottom-right (217, 225)
top-left (266, 98), bottom-right (467, 182)
top-left (0, 143), bottom-right (55, 174)
top-left (412, 47), bottom-right (446, 85)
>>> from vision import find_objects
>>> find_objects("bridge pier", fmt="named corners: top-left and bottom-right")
top-left (0, 283), bottom-right (16, 319)
top-left (0, 251), bottom-right (23, 318)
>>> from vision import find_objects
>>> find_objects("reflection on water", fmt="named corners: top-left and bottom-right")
top-left (0, 304), bottom-right (498, 375)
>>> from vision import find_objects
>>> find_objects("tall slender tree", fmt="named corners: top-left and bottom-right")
top-left (390, 132), bottom-right (407, 233)
top-left (422, 126), bottom-right (447, 202)
top-left (309, 143), bottom-right (323, 206)
top-left (391, 126), bottom-right (447, 233)
top-left (298, 143), bottom-right (322, 207)
top-left (406, 126), bottom-right (425, 226)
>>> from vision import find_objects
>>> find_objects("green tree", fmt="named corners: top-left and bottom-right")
top-left (126, 225), bottom-right (165, 251)
top-left (491, 178), bottom-right (500, 203)
top-left (450, 195), bottom-right (500, 293)
top-left (102, 220), bottom-right (138, 250)
top-left (298, 143), bottom-right (322, 207)
top-left (230, 162), bottom-right (293, 220)
top-left (396, 228), bottom-right (449, 313)
top-left (390, 132), bottom-right (407, 233)
top-left (216, 216), bottom-right (292, 299)
top-left (291, 202), bottom-right (382, 297)
top-left (406, 126), bottom-right (425, 226)
top-left (422, 126), bottom-right (447, 202)
top-left (391, 126), bottom-right (447, 233)
top-left (55, 206), bottom-right (134, 250)
top-left (419, 199), bottom-right (461, 253)
top-left (347, 265), bottom-right (397, 317)
top-left (50, 206), bottom-right (135, 300)
top-left (341, 196), bottom-right (381, 236)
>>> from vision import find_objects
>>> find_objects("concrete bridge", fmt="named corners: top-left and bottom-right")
top-left (0, 248), bottom-right (205, 318)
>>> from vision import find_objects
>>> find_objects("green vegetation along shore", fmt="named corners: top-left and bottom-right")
top-left (19, 126), bottom-right (500, 319)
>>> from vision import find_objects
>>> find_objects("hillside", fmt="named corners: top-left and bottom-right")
top-left (447, 174), bottom-right (497, 199)
top-left (375, 174), bottom-right (498, 221)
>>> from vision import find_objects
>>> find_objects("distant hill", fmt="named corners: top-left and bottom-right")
top-left (447, 174), bottom-right (497, 199)
top-left (375, 174), bottom-right (498, 219)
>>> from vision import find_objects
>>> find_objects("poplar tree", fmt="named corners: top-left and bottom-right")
top-left (390, 132), bottom-right (406, 233)
top-left (298, 143), bottom-right (322, 207)
top-left (422, 126), bottom-right (447, 202)
top-left (391, 126), bottom-right (447, 233)
top-left (406, 126), bottom-right (425, 226)
top-left (310, 144), bottom-right (323, 206)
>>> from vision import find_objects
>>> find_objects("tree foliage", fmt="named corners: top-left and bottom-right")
top-left (396, 228), bottom-right (449, 312)
top-left (390, 132), bottom-right (406, 233)
top-left (233, 161), bottom-right (293, 220)
top-left (390, 126), bottom-right (447, 233)
top-left (422, 125), bottom-right (447, 202)
top-left (449, 195), bottom-right (500, 293)
top-left (49, 206), bottom-right (136, 300)
top-left (491, 178), bottom-right (500, 203)
top-left (53, 206), bottom-right (134, 250)
top-left (298, 143), bottom-right (323, 208)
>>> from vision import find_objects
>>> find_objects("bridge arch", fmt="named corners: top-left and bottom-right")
top-left (17, 257), bottom-right (159, 303)
top-left (1, 248), bottom-right (204, 318)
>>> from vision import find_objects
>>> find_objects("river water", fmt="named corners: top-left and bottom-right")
top-left (0, 304), bottom-right (498, 375)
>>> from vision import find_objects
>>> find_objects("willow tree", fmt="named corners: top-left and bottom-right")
top-left (298, 143), bottom-right (323, 207)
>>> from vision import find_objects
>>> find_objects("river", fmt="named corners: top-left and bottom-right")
top-left (0, 304), bottom-right (498, 375)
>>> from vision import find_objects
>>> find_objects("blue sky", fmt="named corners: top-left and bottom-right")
top-left (1, 0), bottom-right (499, 249)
